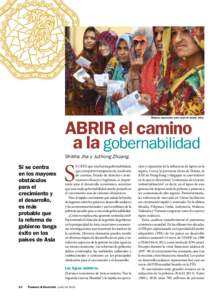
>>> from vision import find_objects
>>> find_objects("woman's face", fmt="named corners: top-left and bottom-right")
top-left (171, 27), bottom-right (201, 58)
top-left (133, 35), bottom-right (148, 58)
top-left (117, 40), bottom-right (130, 63)
top-left (84, 30), bottom-right (96, 50)
top-left (98, 42), bottom-right (111, 57)
top-left (154, 26), bottom-right (164, 51)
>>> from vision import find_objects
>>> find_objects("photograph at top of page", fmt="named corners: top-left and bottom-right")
top-left (65, 26), bottom-right (204, 116)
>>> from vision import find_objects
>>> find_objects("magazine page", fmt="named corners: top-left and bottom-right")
top-left (1, 0), bottom-right (222, 299)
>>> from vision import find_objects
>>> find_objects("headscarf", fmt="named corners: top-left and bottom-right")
top-left (186, 26), bottom-right (204, 50)
top-left (72, 27), bottom-right (99, 114)
top-left (113, 33), bottom-right (132, 80)
top-left (97, 30), bottom-right (118, 55)
top-left (105, 33), bottom-right (132, 79)
top-left (131, 27), bottom-right (156, 62)
top-left (78, 26), bottom-right (99, 67)
top-left (159, 27), bottom-right (190, 86)
top-left (104, 34), bottom-right (132, 116)
top-left (169, 26), bottom-right (205, 93)
top-left (116, 33), bottom-right (132, 51)
top-left (161, 27), bottom-right (171, 77)
top-left (96, 30), bottom-right (118, 73)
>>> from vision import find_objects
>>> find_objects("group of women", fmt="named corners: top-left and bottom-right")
top-left (65, 26), bottom-right (204, 116)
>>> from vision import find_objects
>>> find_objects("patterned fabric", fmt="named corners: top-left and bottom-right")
top-left (96, 30), bottom-right (118, 74)
top-left (186, 26), bottom-right (204, 50)
top-left (154, 26), bottom-right (205, 115)
top-left (97, 30), bottom-right (118, 56)
top-left (105, 56), bottom-right (118, 79)
top-left (157, 64), bottom-right (204, 115)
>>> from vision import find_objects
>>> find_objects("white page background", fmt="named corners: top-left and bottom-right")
top-left (0, 0), bottom-right (222, 299)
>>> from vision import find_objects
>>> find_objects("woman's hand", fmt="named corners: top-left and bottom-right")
top-left (95, 86), bottom-right (107, 97)
top-left (130, 48), bottom-right (144, 72)
top-left (131, 57), bottom-right (144, 68)
top-left (112, 92), bottom-right (123, 103)
top-left (84, 65), bottom-right (95, 75)
top-left (83, 77), bottom-right (96, 90)
top-left (139, 94), bottom-right (151, 115)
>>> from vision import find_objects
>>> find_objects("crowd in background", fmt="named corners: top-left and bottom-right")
top-left (65, 26), bottom-right (204, 116)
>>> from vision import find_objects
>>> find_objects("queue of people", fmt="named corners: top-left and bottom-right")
top-left (65, 26), bottom-right (204, 116)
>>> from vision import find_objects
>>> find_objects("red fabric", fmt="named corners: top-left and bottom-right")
top-left (96, 31), bottom-right (118, 56)
top-left (140, 52), bottom-right (162, 103)
top-left (95, 97), bottom-right (105, 115)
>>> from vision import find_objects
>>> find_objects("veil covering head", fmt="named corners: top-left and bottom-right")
top-left (185, 26), bottom-right (204, 50)
top-left (161, 27), bottom-right (171, 76)
top-left (82, 26), bottom-right (99, 50)
top-left (96, 30), bottom-right (118, 72)
top-left (132, 27), bottom-right (156, 62)
top-left (116, 33), bottom-right (133, 52)
top-left (97, 30), bottom-right (119, 56)
top-left (79, 26), bottom-right (100, 68)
